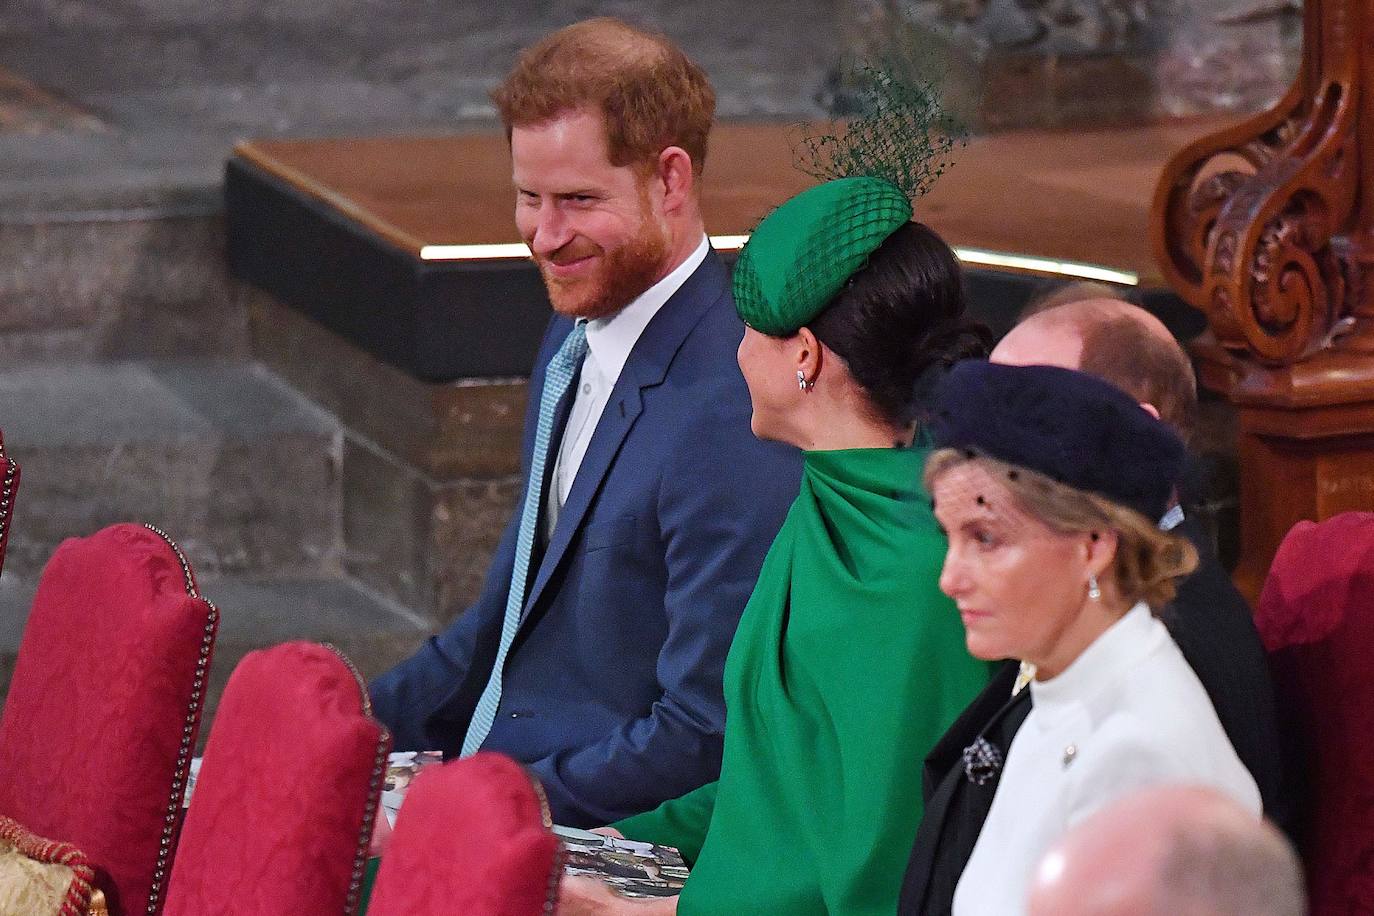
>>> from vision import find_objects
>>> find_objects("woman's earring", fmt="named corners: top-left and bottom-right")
top-left (1087, 574), bottom-right (1101, 602)
top-left (797, 370), bottom-right (813, 392)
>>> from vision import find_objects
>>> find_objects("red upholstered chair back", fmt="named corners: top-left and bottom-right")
top-left (0, 523), bottom-right (218, 916)
top-left (1257, 512), bottom-right (1374, 915)
top-left (162, 641), bottom-right (390, 916)
top-left (367, 752), bottom-right (562, 916)
top-left (0, 430), bottom-right (20, 577)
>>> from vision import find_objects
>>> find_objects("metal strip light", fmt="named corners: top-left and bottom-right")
top-left (419, 237), bottom-right (1139, 286)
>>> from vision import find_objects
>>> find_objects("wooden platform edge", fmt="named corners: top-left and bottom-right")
top-left (233, 140), bottom-right (427, 258)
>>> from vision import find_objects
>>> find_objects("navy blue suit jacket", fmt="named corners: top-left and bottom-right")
top-left (370, 251), bottom-right (802, 826)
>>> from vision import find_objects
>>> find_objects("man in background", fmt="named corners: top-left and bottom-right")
top-left (990, 298), bottom-right (1287, 832)
top-left (1027, 785), bottom-right (1305, 916)
top-left (370, 18), bottom-right (801, 827)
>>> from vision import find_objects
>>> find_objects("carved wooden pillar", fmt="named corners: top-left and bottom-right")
top-left (1152, 0), bottom-right (1374, 602)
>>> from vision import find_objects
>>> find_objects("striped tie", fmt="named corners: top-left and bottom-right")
top-left (461, 321), bottom-right (588, 756)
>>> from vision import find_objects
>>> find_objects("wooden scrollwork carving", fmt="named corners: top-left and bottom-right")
top-left (1152, 0), bottom-right (1367, 367)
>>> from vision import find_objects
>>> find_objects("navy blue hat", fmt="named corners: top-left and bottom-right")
top-left (930, 361), bottom-right (1187, 522)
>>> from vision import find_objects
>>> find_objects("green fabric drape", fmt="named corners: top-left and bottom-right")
top-left (616, 446), bottom-right (989, 915)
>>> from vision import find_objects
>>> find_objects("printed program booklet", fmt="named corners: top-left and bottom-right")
top-left (379, 750), bottom-right (445, 827)
top-left (379, 754), bottom-right (690, 896)
top-left (182, 750), bottom-right (445, 826)
top-left (189, 751), bottom-right (690, 897)
top-left (554, 825), bottom-right (689, 898)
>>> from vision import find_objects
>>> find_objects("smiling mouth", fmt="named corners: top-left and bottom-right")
top-left (543, 253), bottom-right (596, 278)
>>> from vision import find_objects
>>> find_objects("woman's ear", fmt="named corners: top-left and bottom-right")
top-left (1083, 528), bottom-right (1119, 581)
top-left (795, 326), bottom-right (822, 384)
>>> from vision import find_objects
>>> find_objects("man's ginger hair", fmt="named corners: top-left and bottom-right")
top-left (491, 18), bottom-right (715, 177)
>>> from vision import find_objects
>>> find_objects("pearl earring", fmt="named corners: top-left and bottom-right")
top-left (1087, 574), bottom-right (1101, 602)
top-left (797, 370), bottom-right (813, 391)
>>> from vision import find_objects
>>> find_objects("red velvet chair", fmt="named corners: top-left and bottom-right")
top-left (1257, 512), bottom-right (1374, 915)
top-left (0, 430), bottom-right (20, 577)
top-left (366, 752), bottom-right (562, 916)
top-left (162, 641), bottom-right (390, 916)
top-left (0, 523), bottom-right (219, 915)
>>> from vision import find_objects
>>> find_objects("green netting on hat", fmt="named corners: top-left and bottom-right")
top-left (796, 62), bottom-right (965, 204)
top-left (733, 176), bottom-right (912, 336)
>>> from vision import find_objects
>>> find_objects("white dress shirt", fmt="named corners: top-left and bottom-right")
top-left (543, 235), bottom-right (710, 539)
top-left (953, 603), bottom-right (1261, 916)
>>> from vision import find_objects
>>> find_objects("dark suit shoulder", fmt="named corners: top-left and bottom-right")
top-left (923, 661), bottom-right (1019, 786)
top-left (901, 661), bottom-right (1028, 916)
top-left (1164, 518), bottom-right (1289, 833)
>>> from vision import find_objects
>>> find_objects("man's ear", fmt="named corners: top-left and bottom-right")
top-left (657, 146), bottom-right (695, 214)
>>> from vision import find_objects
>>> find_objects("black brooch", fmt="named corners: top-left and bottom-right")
top-left (961, 737), bottom-right (1003, 786)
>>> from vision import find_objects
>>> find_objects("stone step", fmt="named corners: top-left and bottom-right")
top-left (0, 571), bottom-right (433, 745)
top-left (0, 213), bottom-right (251, 366)
top-left (0, 360), bottom-right (344, 579)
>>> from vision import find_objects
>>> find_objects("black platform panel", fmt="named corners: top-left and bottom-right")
top-left (226, 157), bottom-right (553, 382)
top-left (226, 154), bottom-right (1201, 384)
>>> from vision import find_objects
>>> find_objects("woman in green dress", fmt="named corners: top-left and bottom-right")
top-left (560, 176), bottom-right (991, 915)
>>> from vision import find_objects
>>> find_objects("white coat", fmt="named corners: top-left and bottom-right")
top-left (953, 603), bottom-right (1262, 915)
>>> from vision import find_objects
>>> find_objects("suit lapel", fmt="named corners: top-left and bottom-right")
top-left (923, 662), bottom-right (1021, 786)
top-left (521, 380), bottom-right (643, 623)
top-left (518, 251), bottom-right (730, 625)
top-left (522, 362), bottom-right (581, 595)
top-left (903, 662), bottom-right (1027, 914)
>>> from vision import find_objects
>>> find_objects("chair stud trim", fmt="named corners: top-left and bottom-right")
top-left (141, 523), bottom-right (200, 598)
top-left (522, 767), bottom-right (562, 914)
top-left (0, 444), bottom-right (17, 572)
top-left (139, 524), bottom-right (218, 916)
top-left (324, 643), bottom-right (391, 916)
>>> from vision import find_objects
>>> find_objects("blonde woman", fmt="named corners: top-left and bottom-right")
top-left (900, 360), bottom-right (1260, 916)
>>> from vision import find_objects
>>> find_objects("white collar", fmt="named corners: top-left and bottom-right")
top-left (584, 235), bottom-right (709, 380)
top-left (1159, 503), bottom-right (1185, 532)
top-left (1028, 602), bottom-right (1158, 724)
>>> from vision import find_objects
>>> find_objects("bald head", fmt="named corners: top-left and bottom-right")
top-left (992, 299), bottom-right (1197, 443)
top-left (1028, 786), bottom-right (1304, 916)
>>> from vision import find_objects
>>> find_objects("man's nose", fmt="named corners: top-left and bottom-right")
top-left (528, 204), bottom-right (573, 257)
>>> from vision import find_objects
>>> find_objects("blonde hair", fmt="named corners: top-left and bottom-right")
top-left (925, 448), bottom-right (1198, 608)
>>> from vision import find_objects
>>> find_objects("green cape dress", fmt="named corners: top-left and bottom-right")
top-left (615, 446), bottom-right (989, 914)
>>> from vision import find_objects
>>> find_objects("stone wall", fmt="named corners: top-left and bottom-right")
top-left (836, 0), bottom-right (1302, 129)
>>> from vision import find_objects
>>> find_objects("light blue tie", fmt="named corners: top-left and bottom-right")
top-left (461, 321), bottom-right (588, 756)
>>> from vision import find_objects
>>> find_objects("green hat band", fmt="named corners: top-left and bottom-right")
top-left (733, 176), bottom-right (912, 336)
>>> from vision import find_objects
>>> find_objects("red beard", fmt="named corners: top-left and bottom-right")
top-left (535, 217), bottom-right (671, 320)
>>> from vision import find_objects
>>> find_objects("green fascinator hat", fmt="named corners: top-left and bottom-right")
top-left (732, 177), bottom-right (912, 336)
top-left (732, 60), bottom-right (963, 336)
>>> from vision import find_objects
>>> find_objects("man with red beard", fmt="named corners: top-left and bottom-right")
top-left (369, 18), bottom-right (802, 827)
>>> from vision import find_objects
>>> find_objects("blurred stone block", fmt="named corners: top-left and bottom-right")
top-left (342, 441), bottom-right (519, 627)
top-left (0, 361), bottom-right (342, 579)
top-left (249, 289), bottom-right (526, 479)
top-left (0, 66), bottom-right (105, 135)
top-left (251, 291), bottom-right (523, 624)
top-left (0, 214), bottom-right (250, 365)
top-left (835, 0), bottom-right (1301, 129)
top-left (0, 573), bottom-right (432, 750)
